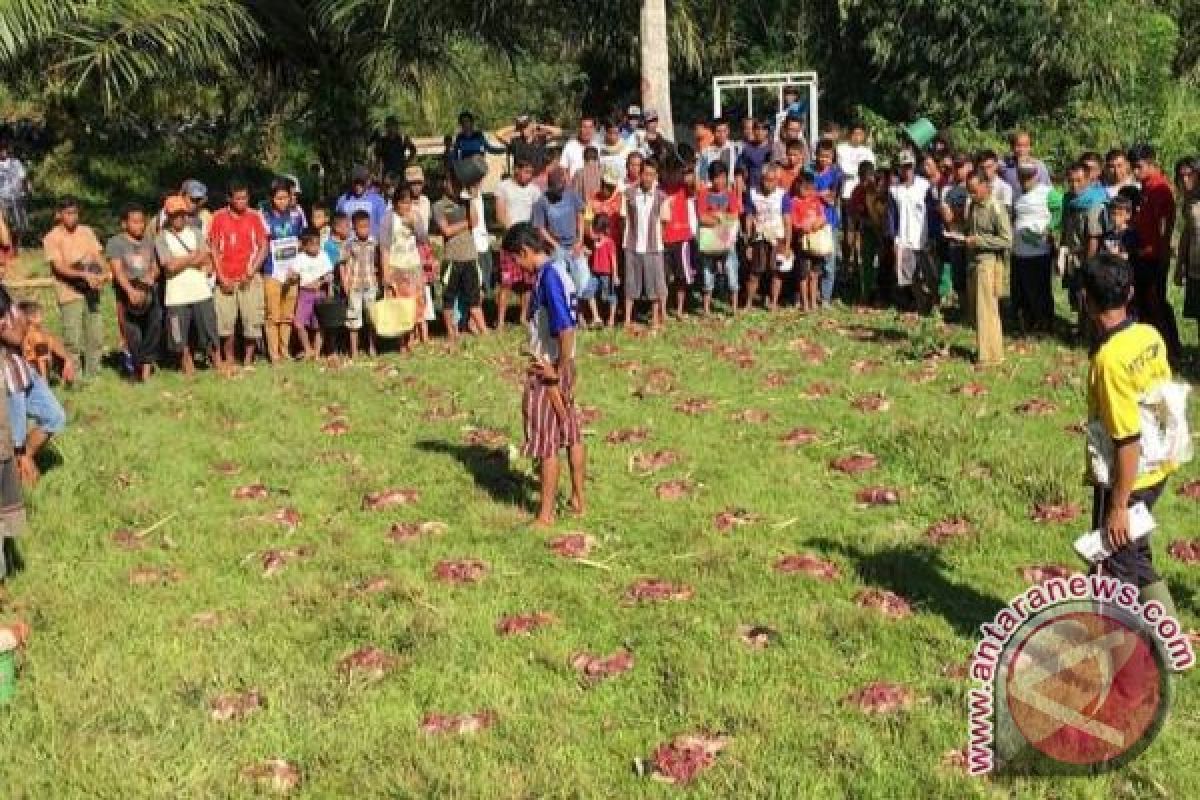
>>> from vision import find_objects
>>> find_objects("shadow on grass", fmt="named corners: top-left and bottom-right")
top-left (809, 537), bottom-right (1008, 638)
top-left (415, 440), bottom-right (534, 508)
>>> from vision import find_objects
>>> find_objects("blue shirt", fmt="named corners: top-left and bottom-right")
top-left (451, 131), bottom-right (503, 160)
top-left (336, 189), bottom-right (388, 239)
top-left (261, 207), bottom-right (307, 277)
top-left (532, 190), bottom-right (585, 248)
top-left (738, 142), bottom-right (773, 188)
top-left (813, 165), bottom-right (844, 227)
top-left (529, 257), bottom-right (577, 361)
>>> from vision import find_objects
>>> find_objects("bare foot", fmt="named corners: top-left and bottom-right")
top-left (568, 496), bottom-right (585, 516)
top-left (531, 515), bottom-right (555, 529)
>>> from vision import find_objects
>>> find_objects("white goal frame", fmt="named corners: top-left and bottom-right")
top-left (712, 72), bottom-right (819, 146)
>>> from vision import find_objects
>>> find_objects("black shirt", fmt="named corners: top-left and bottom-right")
top-left (509, 135), bottom-right (549, 174)
top-left (375, 133), bottom-right (415, 178)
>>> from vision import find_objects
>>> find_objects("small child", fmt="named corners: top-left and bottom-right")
top-left (1102, 194), bottom-right (1140, 262)
top-left (341, 210), bottom-right (382, 359)
top-left (788, 170), bottom-right (826, 313)
top-left (293, 229), bottom-right (334, 360)
top-left (590, 215), bottom-right (619, 326)
top-left (311, 202), bottom-right (332, 244)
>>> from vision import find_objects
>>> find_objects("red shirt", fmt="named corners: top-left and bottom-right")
top-left (695, 186), bottom-right (742, 218)
top-left (208, 207), bottom-right (268, 282)
top-left (591, 236), bottom-right (617, 276)
top-left (663, 186), bottom-right (694, 245)
top-left (1133, 172), bottom-right (1175, 263)
top-left (789, 194), bottom-right (825, 232)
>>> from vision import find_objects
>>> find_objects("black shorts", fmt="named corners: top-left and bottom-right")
top-left (748, 240), bottom-right (775, 276)
top-left (166, 298), bottom-right (218, 353)
top-left (442, 260), bottom-right (482, 310)
top-left (665, 240), bottom-right (695, 287)
top-left (1090, 482), bottom-right (1165, 587)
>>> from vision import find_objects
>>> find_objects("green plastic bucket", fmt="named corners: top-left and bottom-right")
top-left (904, 118), bottom-right (937, 150)
top-left (0, 649), bottom-right (15, 705)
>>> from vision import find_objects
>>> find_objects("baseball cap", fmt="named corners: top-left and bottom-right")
top-left (404, 165), bottom-right (425, 183)
top-left (182, 179), bottom-right (207, 200)
top-left (627, 104), bottom-right (642, 118)
top-left (163, 195), bottom-right (190, 216)
top-left (515, 114), bottom-right (532, 127)
top-left (897, 151), bottom-right (916, 166)
top-left (601, 164), bottom-right (621, 186)
top-left (643, 109), bottom-right (659, 123)
top-left (351, 165), bottom-right (370, 183)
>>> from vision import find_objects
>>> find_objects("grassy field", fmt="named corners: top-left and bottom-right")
top-left (0, 281), bottom-right (1197, 798)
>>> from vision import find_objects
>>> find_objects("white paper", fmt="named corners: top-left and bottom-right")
top-left (270, 236), bottom-right (300, 282)
top-left (1073, 502), bottom-right (1156, 564)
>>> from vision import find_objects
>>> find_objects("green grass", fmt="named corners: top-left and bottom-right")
top-left (0, 302), bottom-right (1198, 799)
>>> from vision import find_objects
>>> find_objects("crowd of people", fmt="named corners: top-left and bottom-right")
top-left (0, 95), bottom-right (1195, 550)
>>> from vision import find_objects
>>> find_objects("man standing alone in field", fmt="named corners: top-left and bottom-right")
top-left (501, 222), bottom-right (585, 527)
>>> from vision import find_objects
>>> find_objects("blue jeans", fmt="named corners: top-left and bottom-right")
top-left (819, 238), bottom-right (839, 303)
top-left (7, 372), bottom-right (67, 449)
top-left (700, 250), bottom-right (740, 294)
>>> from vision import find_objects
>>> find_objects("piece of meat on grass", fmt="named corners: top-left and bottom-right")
top-left (774, 554), bottom-right (841, 581)
top-left (387, 521), bottom-right (447, 543)
top-left (570, 649), bottom-right (634, 682)
top-left (1030, 502), bottom-right (1081, 523)
top-left (128, 566), bottom-right (184, 586)
top-left (209, 690), bottom-right (265, 722)
top-left (420, 710), bottom-right (498, 735)
top-left (655, 479), bottom-right (695, 501)
top-left (321, 419), bottom-right (350, 436)
top-left (926, 516), bottom-right (974, 545)
top-left (605, 427), bottom-right (651, 445)
top-left (854, 588), bottom-right (913, 619)
top-left (624, 578), bottom-right (694, 604)
top-left (731, 408), bottom-right (771, 424)
top-left (1177, 480), bottom-right (1200, 501)
top-left (830, 453), bottom-right (879, 475)
top-left (495, 611), bottom-right (558, 636)
top-left (362, 488), bottom-right (421, 510)
top-left (1015, 398), bottom-right (1058, 416)
top-left (844, 681), bottom-right (915, 714)
top-left (852, 392), bottom-right (891, 413)
top-left (240, 759), bottom-right (301, 794)
top-left (673, 397), bottom-right (716, 415)
top-left (337, 646), bottom-right (401, 681)
top-left (434, 559), bottom-right (489, 585)
top-left (1167, 540), bottom-right (1200, 565)
top-left (780, 427), bottom-right (820, 446)
top-left (231, 484), bottom-right (270, 500)
top-left (630, 450), bottom-right (680, 474)
top-left (737, 624), bottom-right (780, 649)
top-left (547, 533), bottom-right (596, 559)
top-left (855, 486), bottom-right (901, 506)
top-left (649, 733), bottom-right (729, 785)
top-left (1019, 563), bottom-right (1075, 584)
top-left (713, 508), bottom-right (763, 533)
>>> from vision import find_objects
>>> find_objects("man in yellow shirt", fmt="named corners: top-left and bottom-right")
top-left (1082, 253), bottom-right (1177, 615)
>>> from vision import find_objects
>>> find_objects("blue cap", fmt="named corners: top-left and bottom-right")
top-left (182, 179), bottom-right (207, 199)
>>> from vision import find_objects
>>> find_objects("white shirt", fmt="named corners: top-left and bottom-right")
top-left (990, 178), bottom-right (1013, 210)
top-left (470, 195), bottom-right (490, 254)
top-left (1012, 184), bottom-right (1054, 258)
top-left (599, 140), bottom-right (633, 178)
top-left (159, 227), bottom-right (213, 307)
top-left (1106, 179), bottom-right (1139, 199)
top-left (889, 176), bottom-right (931, 250)
top-left (837, 143), bottom-right (876, 199)
top-left (295, 250), bottom-right (333, 286)
top-left (559, 138), bottom-right (590, 178)
top-left (749, 188), bottom-right (788, 244)
top-left (630, 187), bottom-right (659, 255)
top-left (495, 178), bottom-right (542, 227)
top-left (0, 157), bottom-right (26, 201)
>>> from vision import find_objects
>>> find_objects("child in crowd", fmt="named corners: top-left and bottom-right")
top-left (848, 160), bottom-right (878, 302)
top-left (663, 151), bottom-right (698, 319)
top-left (380, 186), bottom-right (430, 343)
top-left (312, 202), bottom-right (332, 243)
top-left (777, 139), bottom-right (805, 196)
top-left (788, 170), bottom-right (826, 313)
top-left (342, 210), bottom-right (382, 360)
top-left (293, 229), bottom-right (333, 360)
top-left (696, 161), bottom-right (742, 316)
top-left (18, 302), bottom-right (71, 382)
top-left (573, 147), bottom-right (603, 203)
top-left (325, 211), bottom-right (350, 287)
top-left (589, 214), bottom-right (619, 326)
top-left (1102, 193), bottom-right (1140, 263)
top-left (744, 164), bottom-right (790, 311)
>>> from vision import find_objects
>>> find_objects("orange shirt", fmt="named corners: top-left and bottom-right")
top-left (42, 224), bottom-right (104, 304)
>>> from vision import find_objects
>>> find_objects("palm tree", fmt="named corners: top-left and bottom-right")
top-left (640, 0), bottom-right (674, 141)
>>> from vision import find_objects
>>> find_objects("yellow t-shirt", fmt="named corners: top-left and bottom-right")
top-left (1086, 321), bottom-right (1174, 490)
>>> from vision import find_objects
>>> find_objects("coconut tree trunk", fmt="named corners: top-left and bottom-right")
top-left (640, 0), bottom-right (673, 142)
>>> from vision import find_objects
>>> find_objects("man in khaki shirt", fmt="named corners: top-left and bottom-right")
top-left (42, 197), bottom-right (108, 380)
top-left (964, 169), bottom-right (1012, 366)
